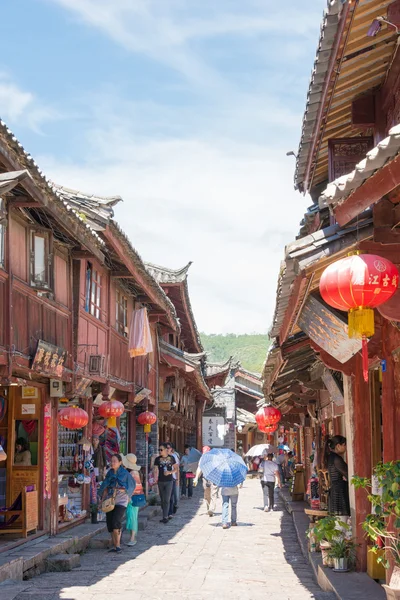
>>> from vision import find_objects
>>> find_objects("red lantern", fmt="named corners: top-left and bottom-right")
top-left (58, 406), bottom-right (89, 430)
top-left (137, 411), bottom-right (157, 433)
top-left (255, 406), bottom-right (282, 432)
top-left (98, 400), bottom-right (125, 428)
top-left (260, 423), bottom-right (278, 434)
top-left (98, 400), bottom-right (125, 419)
top-left (320, 254), bottom-right (399, 381)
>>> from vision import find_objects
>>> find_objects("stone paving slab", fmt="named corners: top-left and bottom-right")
top-left (13, 480), bottom-right (337, 600)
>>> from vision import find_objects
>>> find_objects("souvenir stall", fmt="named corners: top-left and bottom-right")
top-left (57, 403), bottom-right (90, 527)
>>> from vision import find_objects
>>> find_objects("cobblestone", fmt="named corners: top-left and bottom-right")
top-left (14, 479), bottom-right (335, 600)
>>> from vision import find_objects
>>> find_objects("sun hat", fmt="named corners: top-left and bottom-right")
top-left (122, 453), bottom-right (141, 471)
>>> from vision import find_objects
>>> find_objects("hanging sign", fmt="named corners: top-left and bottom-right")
top-left (32, 340), bottom-right (67, 378)
top-left (43, 402), bottom-right (52, 499)
top-left (202, 416), bottom-right (225, 447)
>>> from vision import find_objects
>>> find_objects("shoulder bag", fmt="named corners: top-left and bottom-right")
top-left (101, 488), bottom-right (117, 513)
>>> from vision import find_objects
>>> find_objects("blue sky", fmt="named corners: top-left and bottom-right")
top-left (0, 0), bottom-right (326, 334)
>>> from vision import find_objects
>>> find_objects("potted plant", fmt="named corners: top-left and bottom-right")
top-left (328, 538), bottom-right (357, 572)
top-left (90, 503), bottom-right (98, 524)
top-left (353, 461), bottom-right (400, 599)
top-left (308, 516), bottom-right (350, 567)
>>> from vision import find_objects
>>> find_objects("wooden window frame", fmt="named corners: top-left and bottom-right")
top-left (29, 228), bottom-right (52, 290)
top-left (116, 289), bottom-right (128, 337)
top-left (85, 261), bottom-right (102, 320)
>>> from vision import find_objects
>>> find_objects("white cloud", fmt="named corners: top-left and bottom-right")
top-left (0, 73), bottom-right (60, 132)
top-left (39, 125), bottom-right (309, 334)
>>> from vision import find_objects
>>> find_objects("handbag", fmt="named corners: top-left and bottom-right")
top-left (186, 472), bottom-right (195, 479)
top-left (101, 489), bottom-right (117, 513)
top-left (131, 493), bottom-right (146, 508)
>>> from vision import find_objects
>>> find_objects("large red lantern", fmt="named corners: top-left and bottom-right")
top-left (137, 411), bottom-right (157, 433)
top-left (98, 400), bottom-right (125, 428)
top-left (255, 406), bottom-right (282, 432)
top-left (259, 423), bottom-right (278, 434)
top-left (58, 406), bottom-right (89, 430)
top-left (320, 253), bottom-right (399, 381)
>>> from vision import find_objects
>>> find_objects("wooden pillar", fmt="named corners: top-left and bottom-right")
top-left (344, 354), bottom-right (372, 572)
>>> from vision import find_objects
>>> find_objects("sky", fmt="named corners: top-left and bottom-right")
top-left (0, 0), bottom-right (326, 334)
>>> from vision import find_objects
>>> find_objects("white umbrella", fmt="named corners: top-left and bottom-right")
top-left (246, 443), bottom-right (276, 458)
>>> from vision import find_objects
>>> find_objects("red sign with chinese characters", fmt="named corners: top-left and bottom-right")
top-left (43, 402), bottom-right (51, 499)
top-left (32, 340), bottom-right (67, 378)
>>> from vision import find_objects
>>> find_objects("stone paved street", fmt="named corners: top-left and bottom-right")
top-left (13, 479), bottom-right (335, 600)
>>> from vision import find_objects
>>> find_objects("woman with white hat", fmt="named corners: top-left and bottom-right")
top-left (122, 454), bottom-right (146, 547)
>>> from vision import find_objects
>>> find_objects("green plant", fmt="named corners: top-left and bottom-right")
top-left (328, 538), bottom-right (357, 561)
top-left (353, 460), bottom-right (400, 568)
top-left (89, 503), bottom-right (98, 514)
top-left (308, 516), bottom-right (350, 545)
top-left (147, 494), bottom-right (157, 506)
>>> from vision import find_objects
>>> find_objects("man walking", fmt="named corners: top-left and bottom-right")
top-left (166, 443), bottom-right (180, 517)
top-left (259, 453), bottom-right (281, 512)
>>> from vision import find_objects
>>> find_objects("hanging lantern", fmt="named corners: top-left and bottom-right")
top-left (320, 253), bottom-right (399, 382)
top-left (58, 406), bottom-right (89, 430)
top-left (260, 424), bottom-right (278, 434)
top-left (255, 406), bottom-right (282, 432)
top-left (137, 411), bottom-right (157, 433)
top-left (98, 400), bottom-right (125, 428)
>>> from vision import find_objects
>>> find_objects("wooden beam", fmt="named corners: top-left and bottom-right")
top-left (71, 251), bottom-right (97, 260)
top-left (111, 271), bottom-right (134, 278)
top-left (9, 199), bottom-right (39, 208)
top-left (334, 154), bottom-right (400, 225)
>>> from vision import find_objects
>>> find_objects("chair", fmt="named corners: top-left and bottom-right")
top-left (0, 485), bottom-right (38, 537)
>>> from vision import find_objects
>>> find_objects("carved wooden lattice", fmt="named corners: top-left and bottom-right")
top-left (328, 137), bottom-right (374, 182)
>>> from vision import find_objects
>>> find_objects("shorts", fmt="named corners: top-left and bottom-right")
top-left (106, 504), bottom-right (126, 532)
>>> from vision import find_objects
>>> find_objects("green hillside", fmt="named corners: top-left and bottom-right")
top-left (200, 333), bottom-right (270, 374)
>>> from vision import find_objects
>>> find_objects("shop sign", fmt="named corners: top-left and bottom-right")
top-left (75, 377), bottom-right (92, 397)
top-left (43, 402), bottom-right (51, 499)
top-left (22, 387), bottom-right (39, 399)
top-left (202, 416), bottom-right (225, 447)
top-left (21, 404), bottom-right (36, 415)
top-left (32, 340), bottom-right (67, 378)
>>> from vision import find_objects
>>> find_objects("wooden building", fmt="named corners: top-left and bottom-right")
top-left (264, 0), bottom-right (400, 578)
top-left (145, 263), bottom-right (211, 451)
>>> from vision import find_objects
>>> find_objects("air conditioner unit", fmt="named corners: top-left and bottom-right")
top-left (50, 379), bottom-right (64, 398)
top-left (89, 355), bottom-right (105, 376)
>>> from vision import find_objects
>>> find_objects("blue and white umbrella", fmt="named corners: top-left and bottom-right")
top-left (199, 449), bottom-right (248, 487)
top-left (278, 444), bottom-right (290, 452)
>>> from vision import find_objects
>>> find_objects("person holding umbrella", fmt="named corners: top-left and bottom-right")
top-left (196, 448), bottom-right (248, 526)
top-left (193, 446), bottom-right (219, 516)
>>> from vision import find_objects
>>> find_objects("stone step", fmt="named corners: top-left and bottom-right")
top-left (138, 516), bottom-right (148, 531)
top-left (140, 505), bottom-right (161, 519)
top-left (0, 580), bottom-right (32, 600)
top-left (88, 533), bottom-right (110, 549)
top-left (46, 553), bottom-right (81, 572)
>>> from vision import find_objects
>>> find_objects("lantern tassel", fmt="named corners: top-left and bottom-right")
top-left (362, 335), bottom-right (369, 382)
top-left (348, 307), bottom-right (374, 339)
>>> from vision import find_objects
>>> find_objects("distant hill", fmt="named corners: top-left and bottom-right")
top-left (200, 333), bottom-right (270, 374)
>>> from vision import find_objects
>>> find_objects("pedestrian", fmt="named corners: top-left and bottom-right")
top-left (259, 452), bottom-right (281, 512)
top-left (221, 484), bottom-right (239, 529)
top-left (275, 451), bottom-right (287, 486)
top-left (325, 435), bottom-right (350, 521)
top-left (166, 442), bottom-right (180, 516)
top-left (193, 446), bottom-right (219, 517)
top-left (153, 442), bottom-right (178, 524)
top-left (122, 454), bottom-right (146, 547)
top-left (98, 453), bottom-right (135, 553)
top-left (180, 444), bottom-right (194, 499)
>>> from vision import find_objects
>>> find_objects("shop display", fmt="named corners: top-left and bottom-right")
top-left (58, 425), bottom-right (88, 524)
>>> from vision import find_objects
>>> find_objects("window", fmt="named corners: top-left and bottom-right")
top-left (116, 290), bottom-right (128, 336)
top-left (30, 230), bottom-right (51, 289)
top-left (85, 262), bottom-right (102, 319)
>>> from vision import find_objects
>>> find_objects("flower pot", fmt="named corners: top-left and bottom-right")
top-left (320, 541), bottom-right (333, 568)
top-left (382, 586), bottom-right (400, 600)
top-left (383, 567), bottom-right (400, 600)
top-left (91, 511), bottom-right (98, 524)
top-left (333, 558), bottom-right (348, 571)
top-left (367, 545), bottom-right (386, 580)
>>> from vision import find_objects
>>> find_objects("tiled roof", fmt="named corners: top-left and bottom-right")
top-left (145, 261), bottom-right (202, 353)
top-left (0, 120), bottom-right (104, 248)
top-left (52, 184), bottom-right (122, 230)
top-left (0, 169), bottom-right (31, 193)
top-left (269, 212), bottom-right (373, 338)
top-left (205, 358), bottom-right (233, 378)
top-left (319, 124), bottom-right (400, 209)
top-left (145, 262), bottom-right (192, 284)
top-left (294, 0), bottom-right (344, 189)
